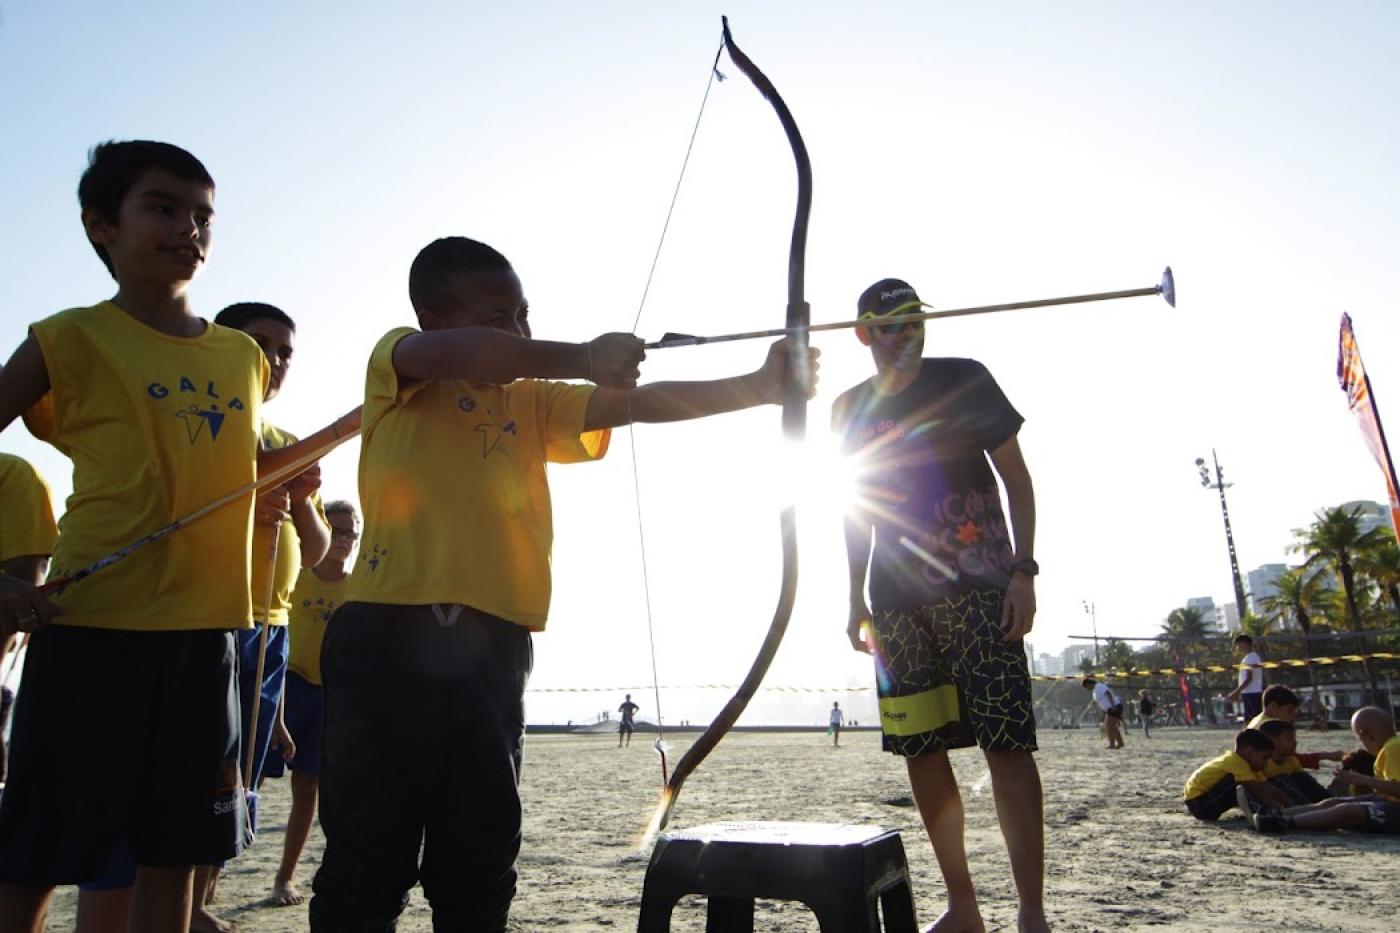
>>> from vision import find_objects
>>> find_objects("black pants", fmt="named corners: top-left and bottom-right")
top-left (310, 603), bottom-right (532, 932)
top-left (1242, 692), bottom-right (1263, 721)
top-left (1271, 771), bottom-right (1331, 805)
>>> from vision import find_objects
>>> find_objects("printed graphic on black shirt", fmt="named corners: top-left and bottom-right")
top-left (834, 358), bottom-right (1023, 608)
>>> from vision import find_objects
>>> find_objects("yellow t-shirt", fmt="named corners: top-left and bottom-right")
top-left (286, 566), bottom-right (350, 685)
top-left (1262, 755), bottom-right (1303, 778)
top-left (1374, 734), bottom-right (1400, 802)
top-left (1183, 750), bottom-right (1262, 800)
top-left (0, 453), bottom-right (58, 563)
top-left (346, 327), bottom-right (609, 629)
top-left (25, 302), bottom-right (267, 631)
top-left (250, 422), bottom-right (326, 625)
top-left (1246, 712), bottom-right (1268, 730)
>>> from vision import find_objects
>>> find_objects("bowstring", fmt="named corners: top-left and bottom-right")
top-left (626, 33), bottom-right (726, 788)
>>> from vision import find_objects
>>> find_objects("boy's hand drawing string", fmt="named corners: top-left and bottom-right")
top-left (630, 15), bottom-right (813, 843)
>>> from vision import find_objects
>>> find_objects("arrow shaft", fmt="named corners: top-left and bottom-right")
top-left (647, 282), bottom-right (1163, 349)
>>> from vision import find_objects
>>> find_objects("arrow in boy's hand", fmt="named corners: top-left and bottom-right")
top-left (39, 407), bottom-right (363, 597)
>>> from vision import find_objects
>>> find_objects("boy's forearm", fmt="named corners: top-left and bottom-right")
top-left (258, 408), bottom-right (362, 478)
top-left (1004, 476), bottom-right (1036, 561)
top-left (291, 500), bottom-right (330, 568)
top-left (394, 329), bottom-right (587, 385)
top-left (1353, 774), bottom-right (1400, 796)
top-left (590, 373), bottom-right (767, 428)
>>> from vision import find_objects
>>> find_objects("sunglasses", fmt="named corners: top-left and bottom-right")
top-left (859, 301), bottom-right (926, 336)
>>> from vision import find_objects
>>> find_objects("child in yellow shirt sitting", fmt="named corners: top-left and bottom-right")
top-left (1182, 729), bottom-right (1285, 820)
top-left (1248, 707), bottom-right (1400, 833)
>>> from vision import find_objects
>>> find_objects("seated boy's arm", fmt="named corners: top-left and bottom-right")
top-left (1338, 771), bottom-right (1400, 797)
top-left (0, 336), bottom-right (51, 434)
top-left (584, 339), bottom-right (818, 431)
top-left (1241, 779), bottom-right (1291, 809)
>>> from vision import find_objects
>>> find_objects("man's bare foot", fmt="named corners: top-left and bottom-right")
top-left (190, 904), bottom-right (237, 933)
top-left (924, 906), bottom-right (987, 933)
top-left (271, 878), bottom-right (305, 907)
top-left (1018, 905), bottom-right (1051, 933)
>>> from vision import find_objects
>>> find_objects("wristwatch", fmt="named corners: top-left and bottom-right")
top-left (1009, 558), bottom-right (1040, 578)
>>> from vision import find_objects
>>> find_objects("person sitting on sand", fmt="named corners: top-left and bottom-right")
top-left (1256, 718), bottom-right (1339, 805)
top-left (1182, 728), bottom-right (1286, 820)
top-left (1246, 684), bottom-right (1299, 730)
top-left (1083, 678), bottom-right (1125, 749)
top-left (1246, 707), bottom-right (1400, 834)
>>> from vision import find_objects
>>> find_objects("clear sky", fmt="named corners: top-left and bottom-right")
top-left (3, 2), bottom-right (1399, 725)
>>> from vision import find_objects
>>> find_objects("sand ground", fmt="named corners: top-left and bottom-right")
top-left (40, 726), bottom-right (1400, 932)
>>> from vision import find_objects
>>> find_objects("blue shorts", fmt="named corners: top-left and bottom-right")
top-left (233, 623), bottom-right (289, 832)
top-left (282, 670), bottom-right (324, 778)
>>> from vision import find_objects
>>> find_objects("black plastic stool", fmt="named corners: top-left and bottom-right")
top-left (637, 821), bottom-right (918, 932)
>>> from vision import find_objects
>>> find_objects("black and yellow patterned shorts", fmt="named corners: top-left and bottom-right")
top-left (871, 588), bottom-right (1037, 757)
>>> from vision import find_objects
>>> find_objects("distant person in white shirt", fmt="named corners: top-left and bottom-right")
top-left (1083, 678), bottom-right (1125, 749)
top-left (1226, 634), bottom-right (1265, 721)
top-left (829, 701), bottom-right (845, 747)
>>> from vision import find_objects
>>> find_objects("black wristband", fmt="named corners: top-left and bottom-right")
top-left (1009, 558), bottom-right (1039, 577)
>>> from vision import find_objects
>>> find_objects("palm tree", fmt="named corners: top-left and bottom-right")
top-left (1291, 506), bottom-right (1389, 630)
top-left (1260, 566), bottom-right (1334, 706)
top-left (1259, 566), bottom-right (1332, 637)
top-left (1101, 638), bottom-right (1136, 673)
top-left (1356, 536), bottom-right (1400, 620)
top-left (1160, 606), bottom-right (1213, 723)
top-left (1291, 506), bottom-right (1389, 701)
top-left (1237, 612), bottom-right (1274, 638)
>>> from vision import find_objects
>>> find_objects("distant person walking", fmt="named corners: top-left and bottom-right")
top-left (1138, 690), bottom-right (1155, 739)
top-left (829, 702), bottom-right (845, 747)
top-left (1084, 678), bottom-right (1125, 749)
top-left (1226, 634), bottom-right (1265, 722)
top-left (618, 694), bottom-right (639, 747)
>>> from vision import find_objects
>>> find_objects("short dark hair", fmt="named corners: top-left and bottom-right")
top-left (215, 302), bottom-right (296, 333)
top-left (324, 499), bottom-right (360, 531)
top-left (1234, 634), bottom-right (1254, 647)
top-left (1235, 728), bottom-right (1274, 754)
top-left (1081, 678), bottom-right (1097, 688)
top-left (1261, 685), bottom-right (1300, 709)
top-left (1257, 719), bottom-right (1295, 742)
top-left (78, 140), bottom-right (214, 278)
top-left (409, 237), bottom-right (512, 316)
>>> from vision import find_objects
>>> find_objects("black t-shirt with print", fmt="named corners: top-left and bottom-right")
top-left (833, 358), bottom-right (1023, 610)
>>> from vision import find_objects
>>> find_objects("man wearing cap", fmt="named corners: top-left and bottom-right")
top-left (833, 278), bottom-right (1047, 933)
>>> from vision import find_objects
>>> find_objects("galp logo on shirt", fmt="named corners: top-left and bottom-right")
top-left (147, 375), bottom-right (249, 445)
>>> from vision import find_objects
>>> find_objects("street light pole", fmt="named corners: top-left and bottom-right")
top-left (1082, 600), bottom-right (1099, 665)
top-left (1196, 449), bottom-right (1249, 622)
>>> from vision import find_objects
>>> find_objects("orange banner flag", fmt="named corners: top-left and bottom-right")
top-left (1338, 313), bottom-right (1400, 542)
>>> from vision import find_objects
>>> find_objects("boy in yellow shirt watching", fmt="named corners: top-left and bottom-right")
top-left (308, 235), bottom-right (818, 932)
top-left (1248, 706), bottom-right (1400, 833)
top-left (0, 141), bottom-right (266, 932)
top-left (1246, 684), bottom-right (1299, 730)
top-left (1256, 718), bottom-right (1335, 804)
top-left (270, 499), bottom-right (359, 908)
top-left (1182, 729), bottom-right (1285, 820)
top-left (0, 453), bottom-right (58, 782)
